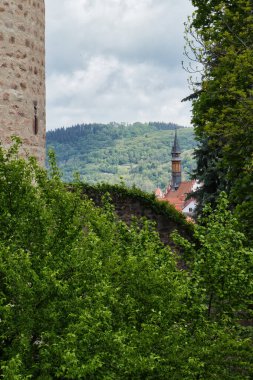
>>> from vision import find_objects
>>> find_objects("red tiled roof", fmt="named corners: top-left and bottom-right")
top-left (163, 198), bottom-right (185, 211)
top-left (163, 180), bottom-right (195, 211)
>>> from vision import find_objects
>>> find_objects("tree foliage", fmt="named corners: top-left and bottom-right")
top-left (186, 0), bottom-right (253, 239)
top-left (0, 141), bottom-right (252, 378)
top-left (173, 192), bottom-right (253, 321)
top-left (46, 122), bottom-right (196, 192)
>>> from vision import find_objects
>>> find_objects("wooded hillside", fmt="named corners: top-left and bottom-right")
top-left (46, 122), bottom-right (196, 192)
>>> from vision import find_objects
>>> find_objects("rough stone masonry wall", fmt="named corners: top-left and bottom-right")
top-left (0, 0), bottom-right (46, 164)
top-left (80, 185), bottom-right (194, 247)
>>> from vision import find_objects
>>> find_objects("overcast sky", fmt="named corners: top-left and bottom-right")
top-left (45, 0), bottom-right (193, 130)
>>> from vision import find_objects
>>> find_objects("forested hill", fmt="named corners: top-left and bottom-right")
top-left (46, 122), bottom-right (197, 192)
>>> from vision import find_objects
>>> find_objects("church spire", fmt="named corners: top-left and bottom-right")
top-left (171, 128), bottom-right (182, 190)
top-left (172, 128), bottom-right (181, 154)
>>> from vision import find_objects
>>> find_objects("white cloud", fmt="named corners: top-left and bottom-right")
top-left (45, 0), bottom-right (193, 130)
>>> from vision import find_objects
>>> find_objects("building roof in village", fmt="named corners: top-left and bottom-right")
top-left (166, 180), bottom-right (195, 198)
top-left (163, 180), bottom-right (196, 211)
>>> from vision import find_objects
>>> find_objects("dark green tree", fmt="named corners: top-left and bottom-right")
top-left (185, 0), bottom-right (253, 238)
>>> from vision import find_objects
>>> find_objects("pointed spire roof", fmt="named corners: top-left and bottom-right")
top-left (171, 128), bottom-right (181, 154)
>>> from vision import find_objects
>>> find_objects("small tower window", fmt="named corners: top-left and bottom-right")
top-left (33, 101), bottom-right (38, 135)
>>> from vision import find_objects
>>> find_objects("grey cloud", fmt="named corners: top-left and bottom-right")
top-left (46, 0), bottom-right (192, 71)
top-left (45, 0), bottom-right (193, 130)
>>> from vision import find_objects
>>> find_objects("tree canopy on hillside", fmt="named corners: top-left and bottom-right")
top-left (46, 122), bottom-right (196, 192)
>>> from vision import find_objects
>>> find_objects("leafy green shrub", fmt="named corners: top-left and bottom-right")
top-left (173, 192), bottom-right (253, 322)
top-left (0, 141), bottom-right (252, 379)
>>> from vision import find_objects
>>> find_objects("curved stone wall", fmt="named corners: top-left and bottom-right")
top-left (0, 0), bottom-right (45, 164)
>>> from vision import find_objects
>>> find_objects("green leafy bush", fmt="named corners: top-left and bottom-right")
top-left (0, 141), bottom-right (252, 379)
top-left (173, 193), bottom-right (253, 321)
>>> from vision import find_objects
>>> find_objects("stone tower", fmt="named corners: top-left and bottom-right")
top-left (171, 128), bottom-right (182, 191)
top-left (0, 0), bottom-right (46, 164)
